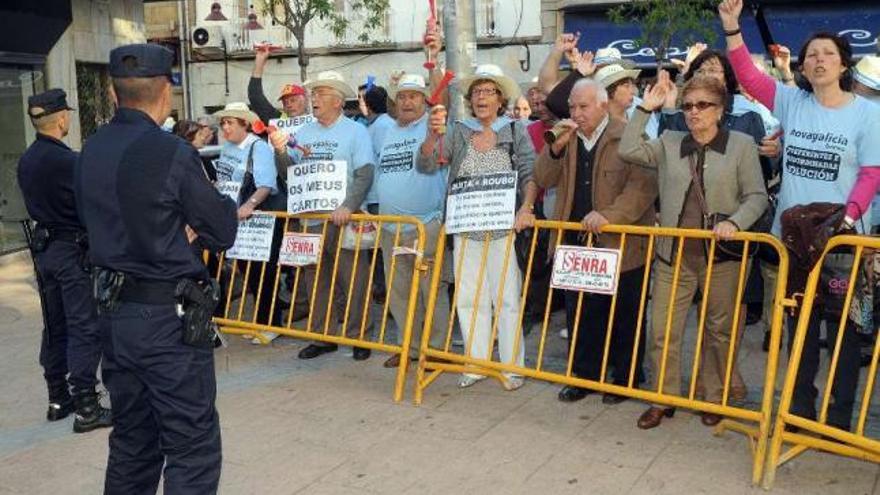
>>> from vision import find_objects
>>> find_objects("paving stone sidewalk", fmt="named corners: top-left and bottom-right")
top-left (1, 252), bottom-right (878, 494)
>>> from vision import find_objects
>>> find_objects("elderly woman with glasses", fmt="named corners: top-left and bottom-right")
top-left (418, 64), bottom-right (537, 391)
top-left (618, 73), bottom-right (768, 429)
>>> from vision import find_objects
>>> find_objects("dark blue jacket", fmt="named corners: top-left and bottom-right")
top-left (17, 134), bottom-right (82, 230)
top-left (75, 108), bottom-right (237, 280)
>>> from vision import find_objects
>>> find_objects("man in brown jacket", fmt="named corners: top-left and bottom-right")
top-left (534, 78), bottom-right (658, 404)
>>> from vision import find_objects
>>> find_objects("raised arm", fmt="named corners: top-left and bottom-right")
top-left (719, 0), bottom-right (778, 110)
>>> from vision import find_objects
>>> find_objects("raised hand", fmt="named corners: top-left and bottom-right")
top-left (683, 42), bottom-right (707, 73)
top-left (554, 32), bottom-right (580, 54)
top-left (718, 0), bottom-right (743, 30)
top-left (641, 82), bottom-right (669, 112)
top-left (575, 50), bottom-right (596, 77)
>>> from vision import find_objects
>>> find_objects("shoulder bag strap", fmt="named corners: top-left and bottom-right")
top-left (687, 153), bottom-right (710, 219)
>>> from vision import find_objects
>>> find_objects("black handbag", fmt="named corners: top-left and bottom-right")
top-left (687, 154), bottom-right (756, 263)
top-left (238, 140), bottom-right (288, 211)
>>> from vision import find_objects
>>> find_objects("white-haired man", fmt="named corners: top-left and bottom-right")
top-left (271, 71), bottom-right (376, 361)
top-left (534, 78), bottom-right (658, 404)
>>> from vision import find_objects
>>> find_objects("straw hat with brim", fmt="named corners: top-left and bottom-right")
top-left (594, 64), bottom-right (642, 90)
top-left (389, 73), bottom-right (431, 100)
top-left (854, 55), bottom-right (880, 91)
top-left (594, 47), bottom-right (637, 69)
top-left (458, 64), bottom-right (520, 100)
top-left (213, 102), bottom-right (259, 124)
top-left (304, 70), bottom-right (356, 99)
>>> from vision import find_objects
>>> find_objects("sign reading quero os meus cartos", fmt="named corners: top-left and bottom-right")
top-left (550, 245), bottom-right (621, 295)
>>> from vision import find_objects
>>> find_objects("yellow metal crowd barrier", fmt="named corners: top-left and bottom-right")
top-left (414, 220), bottom-right (791, 485)
top-left (209, 212), bottom-right (427, 402)
top-left (765, 234), bottom-right (880, 488)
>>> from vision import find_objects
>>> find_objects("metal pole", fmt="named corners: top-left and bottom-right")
top-left (443, 0), bottom-right (476, 121)
top-left (179, 0), bottom-right (192, 119)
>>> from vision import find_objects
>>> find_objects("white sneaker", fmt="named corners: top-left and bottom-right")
top-left (251, 332), bottom-right (279, 345)
top-left (458, 374), bottom-right (487, 388)
top-left (559, 328), bottom-right (569, 339)
top-left (503, 375), bottom-right (525, 391)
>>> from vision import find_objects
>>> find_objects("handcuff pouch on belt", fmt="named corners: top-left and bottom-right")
top-left (93, 267), bottom-right (125, 314)
top-left (30, 226), bottom-right (51, 253)
top-left (175, 279), bottom-right (221, 348)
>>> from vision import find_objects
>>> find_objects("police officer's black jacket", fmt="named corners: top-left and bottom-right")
top-left (75, 108), bottom-right (238, 281)
top-left (18, 134), bottom-right (83, 230)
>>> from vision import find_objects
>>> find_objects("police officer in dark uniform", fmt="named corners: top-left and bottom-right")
top-left (75, 44), bottom-right (237, 494)
top-left (17, 89), bottom-right (113, 432)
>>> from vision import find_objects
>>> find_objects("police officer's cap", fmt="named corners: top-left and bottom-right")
top-left (27, 89), bottom-right (74, 119)
top-left (109, 44), bottom-right (174, 79)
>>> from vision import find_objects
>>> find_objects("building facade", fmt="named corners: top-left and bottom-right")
top-left (0, 0), bottom-right (146, 253)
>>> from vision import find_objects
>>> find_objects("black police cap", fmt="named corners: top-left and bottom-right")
top-left (27, 88), bottom-right (74, 119)
top-left (109, 43), bottom-right (173, 79)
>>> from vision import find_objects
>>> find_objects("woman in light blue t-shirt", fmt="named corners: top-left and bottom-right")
top-left (214, 102), bottom-right (284, 341)
top-left (723, 0), bottom-right (880, 432)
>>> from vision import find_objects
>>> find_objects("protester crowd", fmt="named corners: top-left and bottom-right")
top-left (165, 0), bottom-right (880, 434)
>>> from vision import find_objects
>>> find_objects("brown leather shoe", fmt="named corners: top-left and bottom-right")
top-left (637, 407), bottom-right (675, 430)
top-left (383, 354), bottom-right (401, 368)
top-left (701, 412), bottom-right (722, 426)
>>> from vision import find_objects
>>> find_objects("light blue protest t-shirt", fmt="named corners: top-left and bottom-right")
top-left (626, 96), bottom-right (659, 138)
top-left (290, 113), bottom-right (375, 212)
top-left (365, 113), bottom-right (396, 205)
top-left (375, 113), bottom-right (448, 231)
top-left (731, 94), bottom-right (780, 136)
top-left (773, 84), bottom-right (880, 234)
top-left (215, 134), bottom-right (278, 194)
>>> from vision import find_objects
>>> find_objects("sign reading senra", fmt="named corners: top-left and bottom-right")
top-left (551, 245), bottom-right (621, 295)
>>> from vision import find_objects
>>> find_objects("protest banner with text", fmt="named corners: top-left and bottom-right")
top-left (551, 245), bottom-right (621, 295)
top-left (226, 212), bottom-right (276, 262)
top-left (445, 171), bottom-right (517, 234)
top-left (287, 160), bottom-right (348, 214)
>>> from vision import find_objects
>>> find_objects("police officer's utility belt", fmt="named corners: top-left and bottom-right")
top-left (31, 225), bottom-right (87, 253)
top-left (118, 278), bottom-right (179, 304)
top-left (93, 267), bottom-right (222, 348)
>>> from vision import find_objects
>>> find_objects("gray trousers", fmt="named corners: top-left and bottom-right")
top-left (380, 219), bottom-right (450, 355)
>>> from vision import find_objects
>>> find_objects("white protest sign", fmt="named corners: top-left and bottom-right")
top-left (269, 114), bottom-right (315, 134)
top-left (216, 181), bottom-right (241, 202)
top-left (278, 233), bottom-right (322, 266)
top-left (226, 212), bottom-right (276, 262)
top-left (287, 160), bottom-right (348, 214)
top-left (445, 171), bottom-right (517, 234)
top-left (551, 245), bottom-right (621, 295)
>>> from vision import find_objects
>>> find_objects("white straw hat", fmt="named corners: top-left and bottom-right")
top-left (304, 70), bottom-right (356, 99)
top-left (593, 64), bottom-right (642, 89)
top-left (389, 73), bottom-right (431, 99)
top-left (854, 55), bottom-right (880, 91)
top-left (458, 64), bottom-right (520, 100)
top-left (594, 47), bottom-right (636, 69)
top-left (213, 102), bottom-right (259, 124)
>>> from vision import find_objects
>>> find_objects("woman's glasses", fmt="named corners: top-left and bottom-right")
top-left (681, 101), bottom-right (719, 113)
top-left (471, 88), bottom-right (499, 98)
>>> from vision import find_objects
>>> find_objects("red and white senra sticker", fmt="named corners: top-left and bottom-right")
top-left (278, 233), bottom-right (322, 267)
top-left (550, 245), bottom-right (621, 295)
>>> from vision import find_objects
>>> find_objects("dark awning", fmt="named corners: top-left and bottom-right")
top-left (762, 3), bottom-right (879, 59)
top-left (0, 1), bottom-right (73, 61)
top-left (563, 9), bottom-right (765, 68)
